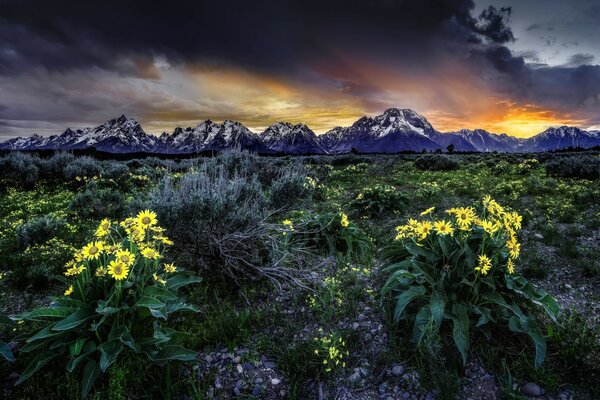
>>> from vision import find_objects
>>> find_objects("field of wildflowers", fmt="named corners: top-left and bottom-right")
top-left (0, 151), bottom-right (599, 399)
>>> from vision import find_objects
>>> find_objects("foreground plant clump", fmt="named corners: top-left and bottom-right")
top-left (15, 210), bottom-right (202, 396)
top-left (382, 196), bottom-right (560, 368)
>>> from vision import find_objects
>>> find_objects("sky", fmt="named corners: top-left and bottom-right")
top-left (0, 0), bottom-right (599, 138)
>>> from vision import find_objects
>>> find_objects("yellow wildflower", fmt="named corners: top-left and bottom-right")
top-left (82, 241), bottom-right (104, 260)
top-left (420, 207), bottom-right (435, 216)
top-left (164, 263), bottom-right (177, 273)
top-left (153, 273), bottom-right (167, 285)
top-left (141, 247), bottom-right (161, 260)
top-left (107, 260), bottom-right (129, 280)
top-left (507, 259), bottom-right (515, 274)
top-left (416, 221), bottom-right (433, 240)
top-left (64, 265), bottom-right (86, 277)
top-left (506, 236), bottom-right (520, 259)
top-left (434, 220), bottom-right (454, 236)
top-left (340, 213), bottom-right (349, 228)
top-left (137, 210), bottom-right (157, 228)
top-left (475, 254), bottom-right (492, 275)
top-left (95, 266), bottom-right (107, 277)
top-left (64, 285), bottom-right (74, 296)
top-left (479, 219), bottom-right (499, 235)
top-left (115, 249), bottom-right (135, 267)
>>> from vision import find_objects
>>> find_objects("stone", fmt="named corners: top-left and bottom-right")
top-left (252, 385), bottom-right (262, 397)
top-left (348, 371), bottom-right (362, 383)
top-left (401, 391), bottom-right (411, 399)
top-left (364, 333), bottom-right (374, 341)
top-left (521, 382), bottom-right (543, 397)
top-left (392, 364), bottom-right (405, 376)
top-left (236, 364), bottom-right (243, 374)
top-left (243, 362), bottom-right (255, 371)
top-left (271, 378), bottom-right (281, 386)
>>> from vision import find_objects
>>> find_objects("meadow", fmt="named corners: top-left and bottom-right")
top-left (1, 150), bottom-right (599, 400)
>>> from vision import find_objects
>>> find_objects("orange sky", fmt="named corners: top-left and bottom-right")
top-left (138, 62), bottom-right (585, 138)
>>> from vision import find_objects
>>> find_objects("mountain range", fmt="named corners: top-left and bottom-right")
top-left (2, 109), bottom-right (600, 154)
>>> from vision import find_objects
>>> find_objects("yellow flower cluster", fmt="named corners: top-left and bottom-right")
top-left (340, 213), bottom-right (350, 228)
top-left (281, 219), bottom-right (294, 236)
top-left (394, 196), bottom-right (523, 276)
top-left (314, 333), bottom-right (348, 372)
top-left (62, 210), bottom-right (178, 296)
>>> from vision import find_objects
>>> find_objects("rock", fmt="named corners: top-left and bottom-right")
top-left (401, 391), bottom-right (411, 399)
top-left (364, 333), bottom-right (374, 341)
top-left (271, 378), bottom-right (281, 386)
top-left (252, 385), bottom-right (262, 397)
top-left (392, 364), bottom-right (405, 376)
top-left (378, 383), bottom-right (387, 395)
top-left (348, 371), bottom-right (362, 383)
top-left (235, 364), bottom-right (243, 374)
top-left (534, 233), bottom-right (543, 240)
top-left (243, 362), bottom-right (255, 371)
top-left (264, 361), bottom-right (276, 369)
top-left (521, 382), bottom-right (543, 397)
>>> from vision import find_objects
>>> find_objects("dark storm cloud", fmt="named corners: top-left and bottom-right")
top-left (565, 53), bottom-right (596, 67)
top-left (0, 0), bottom-right (516, 77)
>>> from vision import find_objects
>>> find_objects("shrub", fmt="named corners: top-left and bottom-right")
top-left (15, 214), bottom-right (66, 250)
top-left (0, 152), bottom-right (40, 187)
top-left (267, 165), bottom-right (313, 210)
top-left (414, 155), bottom-right (459, 171)
top-left (286, 212), bottom-right (373, 262)
top-left (349, 184), bottom-right (407, 217)
top-left (69, 182), bottom-right (127, 219)
top-left (148, 154), bottom-right (309, 287)
top-left (382, 197), bottom-right (559, 368)
top-left (15, 212), bottom-right (201, 397)
top-left (63, 156), bottom-right (102, 180)
top-left (545, 156), bottom-right (600, 180)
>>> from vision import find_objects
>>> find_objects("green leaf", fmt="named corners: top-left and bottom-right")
top-left (143, 286), bottom-right (177, 301)
top-left (167, 302), bottom-right (199, 314)
top-left (429, 290), bottom-right (445, 327)
top-left (0, 340), bottom-right (15, 362)
top-left (96, 301), bottom-right (121, 316)
top-left (52, 308), bottom-right (94, 331)
top-left (412, 306), bottom-right (432, 342)
top-left (393, 286), bottom-right (426, 322)
top-left (135, 296), bottom-right (165, 309)
top-left (81, 359), bottom-right (101, 397)
top-left (66, 341), bottom-right (96, 373)
top-left (521, 317), bottom-right (547, 369)
top-left (98, 341), bottom-right (124, 372)
top-left (153, 345), bottom-right (198, 361)
top-left (25, 326), bottom-right (63, 344)
top-left (166, 274), bottom-right (202, 290)
top-left (452, 304), bottom-right (470, 365)
top-left (15, 350), bottom-right (61, 385)
top-left (18, 307), bottom-right (76, 321)
top-left (69, 337), bottom-right (87, 357)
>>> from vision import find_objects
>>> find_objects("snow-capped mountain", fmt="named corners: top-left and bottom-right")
top-left (157, 120), bottom-right (267, 153)
top-left (522, 126), bottom-right (600, 152)
top-left (0, 115), bottom-right (157, 153)
top-left (320, 108), bottom-right (442, 153)
top-left (260, 122), bottom-right (326, 154)
top-left (2, 109), bottom-right (600, 154)
top-left (440, 129), bottom-right (524, 152)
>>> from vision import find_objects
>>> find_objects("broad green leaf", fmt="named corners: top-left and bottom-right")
top-left (52, 308), bottom-right (94, 331)
top-left (16, 350), bottom-right (61, 385)
top-left (0, 315), bottom-right (13, 325)
top-left (429, 290), bottom-right (445, 327)
top-left (69, 337), bottom-right (87, 356)
top-left (412, 306), bottom-right (432, 342)
top-left (167, 302), bottom-right (199, 314)
top-left (96, 301), bottom-right (121, 316)
top-left (452, 304), bottom-right (470, 365)
top-left (393, 286), bottom-right (426, 322)
top-left (98, 341), bottom-right (124, 372)
top-left (81, 359), bottom-right (101, 397)
top-left (135, 296), bottom-right (165, 309)
top-left (166, 274), bottom-right (202, 290)
top-left (154, 345), bottom-right (198, 361)
top-left (143, 286), bottom-right (177, 300)
top-left (66, 341), bottom-right (97, 373)
top-left (0, 340), bottom-right (15, 362)
top-left (25, 326), bottom-right (63, 344)
top-left (521, 316), bottom-right (547, 369)
top-left (19, 307), bottom-right (76, 321)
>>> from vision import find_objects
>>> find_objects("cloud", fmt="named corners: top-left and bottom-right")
top-left (0, 0), bottom-right (598, 137)
top-left (564, 53), bottom-right (596, 67)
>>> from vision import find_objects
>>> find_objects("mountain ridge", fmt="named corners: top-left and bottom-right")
top-left (2, 109), bottom-right (600, 154)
